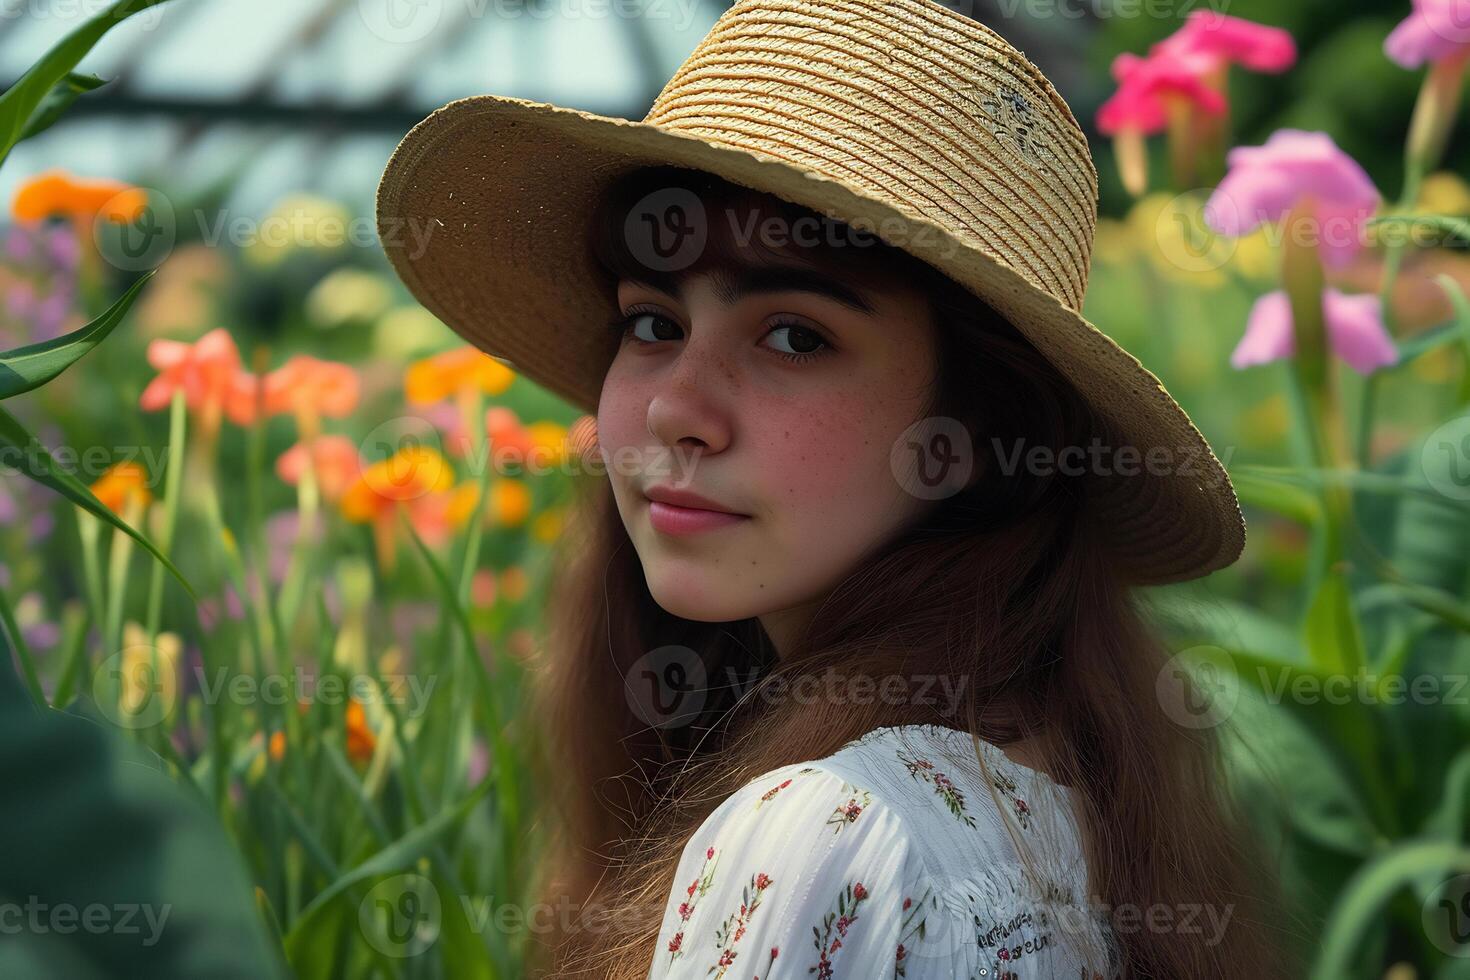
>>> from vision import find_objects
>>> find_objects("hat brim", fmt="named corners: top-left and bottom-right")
top-left (376, 94), bottom-right (1245, 585)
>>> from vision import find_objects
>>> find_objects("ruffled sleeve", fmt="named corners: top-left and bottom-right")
top-left (646, 763), bottom-right (935, 980)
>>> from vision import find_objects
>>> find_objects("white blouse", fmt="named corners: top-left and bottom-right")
top-left (646, 724), bottom-right (1120, 979)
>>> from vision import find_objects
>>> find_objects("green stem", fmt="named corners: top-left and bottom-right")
top-left (0, 582), bottom-right (45, 704)
top-left (145, 388), bottom-right (187, 640)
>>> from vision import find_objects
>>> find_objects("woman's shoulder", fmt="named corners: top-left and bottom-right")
top-left (649, 725), bottom-right (1120, 979)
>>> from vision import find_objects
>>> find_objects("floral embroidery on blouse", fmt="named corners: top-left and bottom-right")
top-left (896, 749), bottom-right (977, 828)
top-left (894, 886), bottom-right (938, 978)
top-left (647, 726), bottom-right (1119, 980)
top-left (756, 777), bottom-right (793, 808)
top-left (810, 881), bottom-right (869, 979)
top-left (707, 871), bottom-right (774, 977)
top-left (666, 845), bottom-right (719, 963)
top-left (991, 769), bottom-right (1033, 830)
top-left (825, 782), bottom-right (873, 833)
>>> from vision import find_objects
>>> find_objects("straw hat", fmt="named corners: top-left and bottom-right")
top-left (376, 0), bottom-right (1246, 585)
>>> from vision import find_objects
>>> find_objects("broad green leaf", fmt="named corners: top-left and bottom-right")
top-left (0, 701), bottom-right (286, 978)
top-left (0, 404), bottom-right (195, 600)
top-left (0, 0), bottom-right (175, 165)
top-left (1312, 839), bottom-right (1470, 979)
top-left (0, 270), bottom-right (154, 399)
top-left (17, 72), bottom-right (107, 143)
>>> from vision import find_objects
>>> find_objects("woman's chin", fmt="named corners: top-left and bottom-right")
top-left (644, 574), bottom-right (764, 624)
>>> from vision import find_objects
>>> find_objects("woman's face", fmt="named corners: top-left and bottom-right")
top-left (597, 239), bottom-right (940, 651)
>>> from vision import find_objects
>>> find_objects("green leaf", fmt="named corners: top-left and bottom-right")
top-left (0, 702), bottom-right (287, 978)
top-left (1303, 569), bottom-right (1367, 675)
top-left (1312, 839), bottom-right (1470, 979)
top-left (0, 404), bottom-right (195, 601)
top-left (1368, 213), bottom-right (1470, 244)
top-left (17, 71), bottom-right (107, 143)
top-left (0, 0), bottom-right (176, 166)
top-left (284, 774), bottom-right (494, 945)
top-left (1230, 465), bottom-right (1323, 526)
top-left (0, 270), bottom-right (155, 399)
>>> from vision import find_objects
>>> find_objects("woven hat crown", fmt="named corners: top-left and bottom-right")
top-left (642, 0), bottom-right (1100, 313)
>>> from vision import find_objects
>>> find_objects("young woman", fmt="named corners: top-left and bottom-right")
top-left (375, 0), bottom-right (1301, 976)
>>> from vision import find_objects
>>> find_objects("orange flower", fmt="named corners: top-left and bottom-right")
top-left (488, 478), bottom-right (531, 527)
top-left (12, 169), bottom-right (148, 225)
top-left (90, 461), bottom-right (152, 514)
top-left (340, 446), bottom-right (455, 518)
top-left (139, 328), bottom-right (259, 433)
top-left (405, 347), bottom-right (514, 404)
top-left (276, 435), bottom-right (363, 503)
top-left (485, 406), bottom-right (535, 470)
top-left (339, 446), bottom-right (456, 571)
top-left (268, 730), bottom-right (286, 762)
top-left (402, 482), bottom-right (481, 547)
top-left (345, 700), bottom-right (376, 762)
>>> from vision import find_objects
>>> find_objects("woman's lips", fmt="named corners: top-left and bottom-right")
top-left (647, 500), bottom-right (751, 536)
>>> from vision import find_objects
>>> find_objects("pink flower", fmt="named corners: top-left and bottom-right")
top-left (1204, 130), bottom-right (1380, 269)
top-left (140, 327), bottom-right (259, 428)
top-left (276, 434), bottom-right (363, 503)
top-left (1386, 0), bottom-right (1470, 69)
top-left (1233, 288), bottom-right (1398, 374)
top-left (1156, 10), bottom-right (1297, 73)
top-left (1097, 49), bottom-right (1226, 137)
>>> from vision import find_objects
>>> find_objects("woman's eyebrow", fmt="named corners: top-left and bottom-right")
top-left (622, 263), bottom-right (877, 316)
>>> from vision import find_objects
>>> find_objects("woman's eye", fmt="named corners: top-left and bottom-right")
top-left (624, 312), bottom-right (682, 343)
top-left (764, 323), bottom-right (830, 359)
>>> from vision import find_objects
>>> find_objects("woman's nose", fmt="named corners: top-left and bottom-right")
top-left (644, 342), bottom-right (733, 455)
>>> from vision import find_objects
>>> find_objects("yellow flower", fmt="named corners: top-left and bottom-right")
top-left (525, 421), bottom-right (572, 470)
top-left (305, 267), bottom-right (392, 328)
top-left (489, 478), bottom-right (531, 527)
top-left (1092, 217), bottom-right (1136, 266)
top-left (404, 347), bottom-right (514, 404)
top-left (1416, 170), bottom-right (1470, 216)
top-left (117, 622), bottom-right (181, 722)
top-left (340, 446), bottom-right (456, 522)
top-left (243, 193), bottom-right (353, 267)
top-left (531, 507), bottom-right (565, 543)
top-left (268, 730), bottom-right (286, 762)
top-left (1127, 191), bottom-right (1229, 289)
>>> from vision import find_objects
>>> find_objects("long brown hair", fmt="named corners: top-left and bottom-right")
top-left (519, 166), bottom-right (1302, 978)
